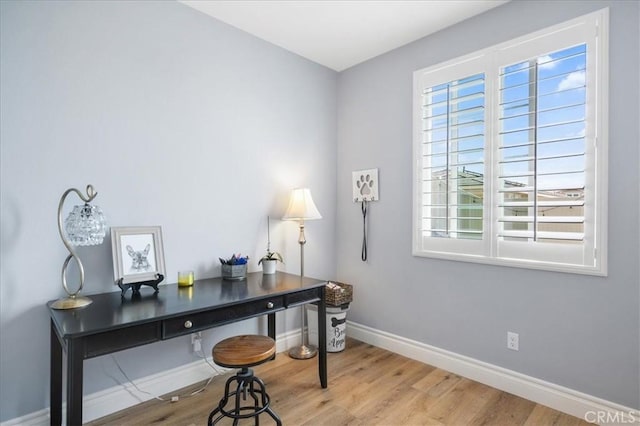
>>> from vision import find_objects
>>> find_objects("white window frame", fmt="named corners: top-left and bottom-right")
top-left (412, 9), bottom-right (608, 276)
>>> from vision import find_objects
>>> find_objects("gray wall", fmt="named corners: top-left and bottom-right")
top-left (336, 0), bottom-right (639, 409)
top-left (0, 1), bottom-right (336, 421)
top-left (2, 0), bottom-right (639, 422)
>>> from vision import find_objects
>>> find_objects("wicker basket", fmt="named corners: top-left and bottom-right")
top-left (325, 281), bottom-right (353, 307)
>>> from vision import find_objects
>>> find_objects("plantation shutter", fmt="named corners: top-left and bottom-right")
top-left (497, 45), bottom-right (587, 244)
top-left (421, 73), bottom-right (486, 240)
top-left (413, 9), bottom-right (606, 274)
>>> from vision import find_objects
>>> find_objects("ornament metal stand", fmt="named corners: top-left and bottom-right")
top-left (288, 220), bottom-right (318, 359)
top-left (117, 275), bottom-right (164, 299)
top-left (51, 185), bottom-right (105, 310)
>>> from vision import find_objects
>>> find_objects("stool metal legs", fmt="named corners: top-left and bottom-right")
top-left (208, 368), bottom-right (282, 426)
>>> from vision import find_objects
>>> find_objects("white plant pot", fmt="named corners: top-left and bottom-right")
top-left (261, 259), bottom-right (277, 274)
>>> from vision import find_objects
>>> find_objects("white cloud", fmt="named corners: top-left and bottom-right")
top-left (537, 55), bottom-right (556, 69)
top-left (557, 70), bottom-right (585, 91)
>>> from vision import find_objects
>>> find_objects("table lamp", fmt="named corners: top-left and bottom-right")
top-left (50, 184), bottom-right (107, 310)
top-left (282, 188), bottom-right (322, 359)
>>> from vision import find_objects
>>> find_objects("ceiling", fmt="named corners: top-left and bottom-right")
top-left (179, 1), bottom-right (509, 71)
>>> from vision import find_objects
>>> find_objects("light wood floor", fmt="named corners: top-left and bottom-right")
top-left (88, 338), bottom-right (589, 425)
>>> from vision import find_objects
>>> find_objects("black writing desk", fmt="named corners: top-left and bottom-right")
top-left (48, 272), bottom-right (327, 425)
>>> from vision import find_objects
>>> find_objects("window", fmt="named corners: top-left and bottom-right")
top-left (413, 9), bottom-right (608, 275)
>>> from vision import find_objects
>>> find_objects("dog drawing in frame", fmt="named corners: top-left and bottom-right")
top-left (127, 244), bottom-right (151, 272)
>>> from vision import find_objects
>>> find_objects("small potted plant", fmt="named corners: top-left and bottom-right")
top-left (258, 251), bottom-right (283, 275)
top-left (259, 216), bottom-right (283, 275)
top-left (219, 254), bottom-right (249, 280)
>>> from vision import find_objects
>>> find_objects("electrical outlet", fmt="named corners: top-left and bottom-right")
top-left (191, 332), bottom-right (202, 352)
top-left (507, 332), bottom-right (519, 351)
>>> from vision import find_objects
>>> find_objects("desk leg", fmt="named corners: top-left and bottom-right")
top-left (268, 312), bottom-right (276, 340)
top-left (267, 312), bottom-right (276, 360)
top-left (318, 287), bottom-right (327, 388)
top-left (66, 339), bottom-right (84, 425)
top-left (50, 320), bottom-right (62, 426)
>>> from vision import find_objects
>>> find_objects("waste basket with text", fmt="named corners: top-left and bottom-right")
top-left (307, 281), bottom-right (353, 352)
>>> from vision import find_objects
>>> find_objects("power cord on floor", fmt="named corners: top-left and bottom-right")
top-left (194, 342), bottom-right (224, 374)
top-left (111, 355), bottom-right (167, 402)
top-left (109, 343), bottom-right (226, 403)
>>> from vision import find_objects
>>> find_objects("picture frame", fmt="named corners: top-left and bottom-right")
top-left (111, 226), bottom-right (166, 286)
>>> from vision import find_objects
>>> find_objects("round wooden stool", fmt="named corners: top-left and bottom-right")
top-left (207, 335), bottom-right (282, 426)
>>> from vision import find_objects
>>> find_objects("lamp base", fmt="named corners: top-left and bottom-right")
top-left (50, 295), bottom-right (93, 310)
top-left (288, 344), bottom-right (318, 359)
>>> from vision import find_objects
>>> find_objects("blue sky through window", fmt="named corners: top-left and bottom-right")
top-left (500, 44), bottom-right (587, 191)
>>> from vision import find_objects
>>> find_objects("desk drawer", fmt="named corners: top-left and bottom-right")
top-left (84, 323), bottom-right (161, 358)
top-left (285, 288), bottom-right (321, 306)
top-left (162, 297), bottom-right (285, 339)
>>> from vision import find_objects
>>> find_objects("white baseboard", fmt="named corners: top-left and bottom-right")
top-left (4, 325), bottom-right (636, 426)
top-left (348, 321), bottom-right (639, 425)
top-left (0, 329), bottom-right (301, 426)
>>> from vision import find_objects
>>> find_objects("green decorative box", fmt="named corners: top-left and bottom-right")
top-left (221, 264), bottom-right (247, 280)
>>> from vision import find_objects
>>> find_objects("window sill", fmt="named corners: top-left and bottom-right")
top-left (412, 248), bottom-right (607, 277)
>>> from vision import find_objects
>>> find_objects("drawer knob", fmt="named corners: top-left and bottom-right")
top-left (184, 320), bottom-right (193, 329)
top-left (266, 302), bottom-right (274, 309)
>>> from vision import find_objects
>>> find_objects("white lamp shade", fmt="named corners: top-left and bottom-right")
top-left (282, 188), bottom-right (322, 221)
